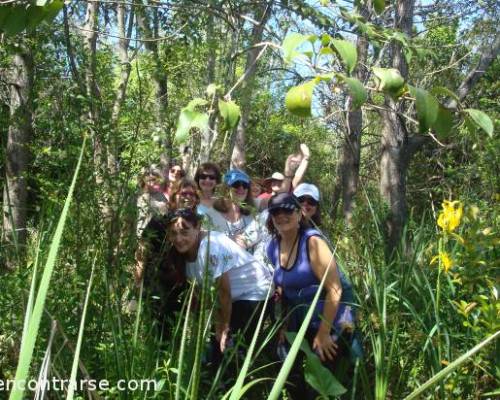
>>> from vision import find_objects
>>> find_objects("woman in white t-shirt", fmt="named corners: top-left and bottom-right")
top-left (165, 208), bottom-right (272, 354)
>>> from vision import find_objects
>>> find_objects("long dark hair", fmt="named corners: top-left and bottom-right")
top-left (164, 208), bottom-right (202, 277)
top-left (307, 205), bottom-right (322, 228)
top-left (266, 209), bottom-right (307, 237)
top-left (213, 186), bottom-right (255, 216)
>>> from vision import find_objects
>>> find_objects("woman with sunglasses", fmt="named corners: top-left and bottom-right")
top-left (212, 169), bottom-right (256, 239)
top-left (169, 178), bottom-right (200, 210)
top-left (194, 162), bottom-right (221, 209)
top-left (266, 192), bottom-right (355, 397)
top-left (165, 208), bottom-right (272, 357)
top-left (293, 183), bottom-right (322, 227)
top-left (165, 161), bottom-right (186, 201)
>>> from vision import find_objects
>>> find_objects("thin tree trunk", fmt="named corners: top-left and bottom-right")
top-left (108, 2), bottom-right (133, 177)
top-left (137, 4), bottom-right (169, 169)
top-left (83, 0), bottom-right (106, 189)
top-left (332, 19), bottom-right (369, 224)
top-left (379, 0), bottom-right (415, 252)
top-left (2, 46), bottom-right (33, 268)
top-left (447, 30), bottom-right (500, 109)
top-left (230, 1), bottom-right (273, 169)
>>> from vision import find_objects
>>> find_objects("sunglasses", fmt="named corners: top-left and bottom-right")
top-left (298, 196), bottom-right (319, 206)
top-left (170, 167), bottom-right (183, 175)
top-left (199, 173), bottom-right (217, 181)
top-left (179, 190), bottom-right (197, 198)
top-left (231, 181), bottom-right (250, 190)
top-left (269, 207), bottom-right (296, 217)
top-left (166, 207), bottom-right (196, 223)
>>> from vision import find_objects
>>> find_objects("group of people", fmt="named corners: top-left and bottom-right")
top-left (134, 144), bottom-right (358, 397)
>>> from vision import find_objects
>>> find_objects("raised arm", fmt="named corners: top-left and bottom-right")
top-left (308, 235), bottom-right (342, 362)
top-left (292, 143), bottom-right (310, 188)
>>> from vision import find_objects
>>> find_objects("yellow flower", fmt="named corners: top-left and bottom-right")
top-left (437, 200), bottom-right (463, 233)
top-left (431, 251), bottom-right (454, 273)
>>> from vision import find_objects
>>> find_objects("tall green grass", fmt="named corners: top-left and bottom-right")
top-left (9, 137), bottom-right (87, 400)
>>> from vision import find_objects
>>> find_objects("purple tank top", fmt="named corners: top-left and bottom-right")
top-left (268, 228), bottom-right (320, 301)
top-left (267, 228), bottom-right (355, 333)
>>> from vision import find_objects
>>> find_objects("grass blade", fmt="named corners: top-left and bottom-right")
top-left (9, 137), bottom-right (86, 400)
top-left (229, 280), bottom-right (274, 400)
top-left (404, 330), bottom-right (500, 400)
top-left (267, 246), bottom-right (337, 400)
top-left (66, 256), bottom-right (96, 400)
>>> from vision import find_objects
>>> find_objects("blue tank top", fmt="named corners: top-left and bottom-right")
top-left (267, 228), bottom-right (355, 332)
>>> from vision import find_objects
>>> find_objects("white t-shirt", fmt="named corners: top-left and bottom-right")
top-left (240, 210), bottom-right (274, 275)
top-left (186, 231), bottom-right (272, 301)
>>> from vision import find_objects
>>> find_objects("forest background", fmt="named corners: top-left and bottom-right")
top-left (0, 0), bottom-right (498, 399)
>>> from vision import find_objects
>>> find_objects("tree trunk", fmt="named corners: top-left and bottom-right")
top-left (379, 0), bottom-right (415, 252)
top-left (230, 1), bottom-right (273, 169)
top-left (137, 5), bottom-right (170, 169)
top-left (332, 22), bottom-right (369, 224)
top-left (108, 2), bottom-right (133, 177)
top-left (2, 46), bottom-right (33, 268)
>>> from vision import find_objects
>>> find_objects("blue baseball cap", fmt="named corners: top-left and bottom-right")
top-left (224, 169), bottom-right (251, 186)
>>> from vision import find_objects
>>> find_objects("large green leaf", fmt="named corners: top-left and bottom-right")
top-left (218, 99), bottom-right (241, 130)
top-left (304, 354), bottom-right (347, 397)
top-left (372, 67), bottom-right (405, 99)
top-left (434, 106), bottom-right (454, 139)
top-left (285, 332), bottom-right (347, 397)
top-left (409, 85), bottom-right (439, 133)
top-left (282, 33), bottom-right (310, 64)
top-left (1, 6), bottom-right (28, 36)
top-left (373, 0), bottom-right (386, 14)
top-left (285, 80), bottom-right (317, 117)
top-left (332, 39), bottom-right (357, 74)
top-left (464, 109), bottom-right (494, 137)
top-left (185, 97), bottom-right (208, 111)
top-left (430, 86), bottom-right (460, 103)
top-left (0, 1), bottom-right (63, 35)
top-left (175, 109), bottom-right (209, 143)
top-left (344, 77), bottom-right (368, 110)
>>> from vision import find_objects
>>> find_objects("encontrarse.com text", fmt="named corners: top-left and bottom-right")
top-left (0, 378), bottom-right (160, 392)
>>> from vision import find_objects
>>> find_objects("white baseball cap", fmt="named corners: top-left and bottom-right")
top-left (293, 183), bottom-right (320, 202)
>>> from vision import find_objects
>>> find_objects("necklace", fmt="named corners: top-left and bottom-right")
top-left (280, 230), bottom-right (300, 269)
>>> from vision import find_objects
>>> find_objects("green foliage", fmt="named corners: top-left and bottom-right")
top-left (342, 76), bottom-right (368, 110)
top-left (218, 100), bottom-right (241, 131)
top-left (284, 80), bottom-right (317, 117)
top-left (409, 85), bottom-right (439, 133)
top-left (175, 99), bottom-right (209, 144)
top-left (0, 0), bottom-right (63, 36)
top-left (281, 33), bottom-right (313, 64)
top-left (372, 67), bottom-right (406, 99)
top-left (331, 39), bottom-right (358, 75)
top-left (464, 108), bottom-right (494, 137)
top-left (285, 332), bottom-right (347, 397)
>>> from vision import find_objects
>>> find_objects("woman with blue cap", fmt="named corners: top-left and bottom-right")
top-left (212, 169), bottom-right (256, 239)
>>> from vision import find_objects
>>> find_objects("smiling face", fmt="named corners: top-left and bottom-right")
top-left (270, 208), bottom-right (301, 234)
top-left (175, 185), bottom-right (199, 209)
top-left (167, 217), bottom-right (200, 256)
top-left (298, 196), bottom-right (318, 220)
top-left (169, 165), bottom-right (184, 183)
top-left (144, 173), bottom-right (164, 193)
top-left (230, 181), bottom-right (250, 202)
top-left (198, 169), bottom-right (218, 194)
